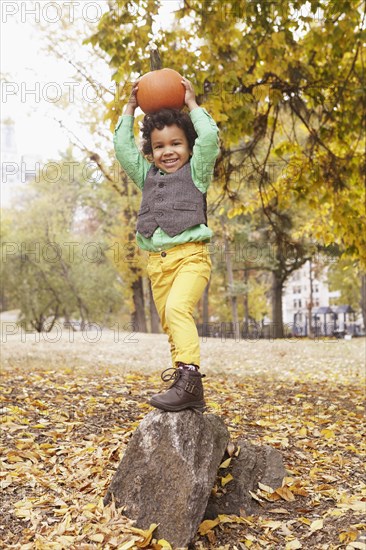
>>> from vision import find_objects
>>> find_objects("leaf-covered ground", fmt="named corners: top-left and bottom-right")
top-left (1, 330), bottom-right (365, 549)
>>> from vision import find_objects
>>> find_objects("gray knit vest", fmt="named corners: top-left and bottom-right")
top-left (136, 162), bottom-right (207, 238)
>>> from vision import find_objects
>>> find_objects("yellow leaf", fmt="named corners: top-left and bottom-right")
top-left (339, 530), bottom-right (358, 543)
top-left (131, 523), bottom-right (158, 548)
top-left (207, 401), bottom-right (221, 411)
top-left (81, 510), bottom-right (95, 519)
top-left (57, 513), bottom-right (71, 535)
top-left (285, 540), bottom-right (302, 549)
top-left (249, 490), bottom-right (264, 503)
top-left (157, 540), bottom-right (172, 549)
top-left (261, 491), bottom-right (281, 502)
top-left (57, 536), bottom-right (74, 545)
top-left (310, 519), bottom-right (324, 531)
top-left (297, 517), bottom-right (311, 526)
top-left (321, 428), bottom-right (335, 439)
top-left (97, 497), bottom-right (104, 511)
top-left (89, 533), bottom-right (104, 542)
top-left (258, 482), bottom-right (274, 493)
top-left (243, 534), bottom-right (256, 546)
top-left (219, 457), bottom-right (232, 469)
top-left (14, 500), bottom-right (32, 509)
top-left (198, 518), bottom-right (220, 535)
top-left (337, 501), bottom-right (366, 512)
top-left (15, 508), bottom-right (31, 518)
top-left (6, 452), bottom-right (23, 463)
top-left (221, 473), bottom-right (234, 487)
top-left (275, 487), bottom-right (295, 502)
top-left (83, 502), bottom-right (96, 511)
top-left (262, 520), bottom-right (282, 529)
top-left (226, 442), bottom-right (236, 456)
top-left (119, 540), bottom-right (138, 550)
top-left (291, 486), bottom-right (309, 497)
top-left (218, 514), bottom-right (246, 524)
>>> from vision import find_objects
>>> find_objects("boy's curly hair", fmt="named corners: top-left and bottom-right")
top-left (141, 109), bottom-right (198, 157)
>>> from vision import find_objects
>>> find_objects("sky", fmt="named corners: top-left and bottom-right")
top-left (1, 1), bottom-right (181, 160)
top-left (2, 2), bottom-right (75, 157)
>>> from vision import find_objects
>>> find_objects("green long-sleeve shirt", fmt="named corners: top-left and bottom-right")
top-left (113, 107), bottom-right (220, 252)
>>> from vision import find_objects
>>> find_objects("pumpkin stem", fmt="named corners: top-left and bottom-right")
top-left (149, 41), bottom-right (163, 71)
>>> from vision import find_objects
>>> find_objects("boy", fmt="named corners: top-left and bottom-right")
top-left (114, 77), bottom-right (219, 412)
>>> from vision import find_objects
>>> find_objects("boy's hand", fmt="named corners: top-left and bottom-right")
top-left (182, 77), bottom-right (199, 111)
top-left (124, 80), bottom-right (139, 115)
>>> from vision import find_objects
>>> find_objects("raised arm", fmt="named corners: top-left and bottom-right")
top-left (113, 82), bottom-right (150, 189)
top-left (182, 78), bottom-right (220, 192)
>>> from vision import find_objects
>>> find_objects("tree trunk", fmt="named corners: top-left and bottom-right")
top-left (131, 276), bottom-right (147, 333)
top-left (148, 280), bottom-right (161, 333)
top-left (0, 286), bottom-right (7, 312)
top-left (360, 273), bottom-right (366, 330)
top-left (243, 269), bottom-right (249, 335)
top-left (223, 231), bottom-right (240, 340)
top-left (271, 272), bottom-right (284, 338)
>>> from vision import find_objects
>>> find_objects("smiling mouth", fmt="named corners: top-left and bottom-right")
top-left (162, 158), bottom-right (179, 165)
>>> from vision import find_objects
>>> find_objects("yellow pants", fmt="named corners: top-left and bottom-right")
top-left (147, 242), bottom-right (211, 367)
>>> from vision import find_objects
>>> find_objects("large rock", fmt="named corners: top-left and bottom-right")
top-left (104, 410), bottom-right (229, 547)
top-left (205, 439), bottom-right (286, 517)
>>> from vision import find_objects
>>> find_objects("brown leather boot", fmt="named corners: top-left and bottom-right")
top-left (149, 368), bottom-right (206, 412)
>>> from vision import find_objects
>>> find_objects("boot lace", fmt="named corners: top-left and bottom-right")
top-left (160, 368), bottom-right (181, 383)
top-left (160, 368), bottom-right (205, 384)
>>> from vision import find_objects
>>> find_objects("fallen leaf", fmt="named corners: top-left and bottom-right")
top-left (89, 533), bottom-right (104, 542)
top-left (218, 514), bottom-right (246, 524)
top-left (285, 540), bottom-right (302, 549)
top-left (275, 487), bottom-right (295, 502)
top-left (321, 428), bottom-right (335, 439)
top-left (157, 540), bottom-right (172, 549)
top-left (249, 490), bottom-right (264, 503)
top-left (262, 520), bottom-right (282, 529)
top-left (226, 441), bottom-right (236, 456)
top-left (297, 517), bottom-right (311, 526)
top-left (339, 530), bottom-right (358, 543)
top-left (119, 540), bottom-right (139, 550)
top-left (130, 523), bottom-right (158, 548)
top-left (337, 501), bottom-right (366, 512)
top-left (219, 457), bottom-right (232, 469)
top-left (221, 473), bottom-right (234, 487)
top-left (310, 518), bottom-right (324, 532)
top-left (198, 518), bottom-right (220, 535)
top-left (258, 482), bottom-right (275, 493)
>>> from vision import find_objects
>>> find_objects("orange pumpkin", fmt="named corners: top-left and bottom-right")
top-left (136, 68), bottom-right (185, 114)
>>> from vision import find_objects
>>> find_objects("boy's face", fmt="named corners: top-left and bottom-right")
top-left (151, 124), bottom-right (192, 173)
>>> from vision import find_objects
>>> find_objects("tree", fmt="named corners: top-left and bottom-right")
top-left (1, 149), bottom-right (123, 330)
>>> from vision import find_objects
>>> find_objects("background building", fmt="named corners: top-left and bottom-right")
top-left (282, 260), bottom-right (361, 336)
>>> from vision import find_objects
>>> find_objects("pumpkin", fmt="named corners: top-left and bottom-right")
top-left (136, 68), bottom-right (185, 114)
top-left (136, 44), bottom-right (185, 114)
